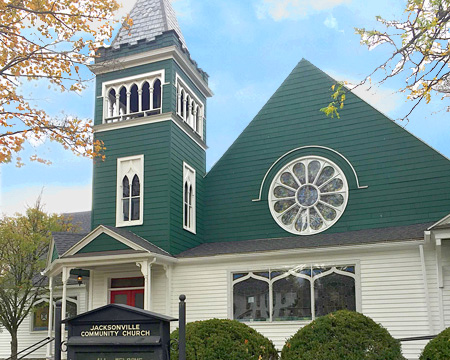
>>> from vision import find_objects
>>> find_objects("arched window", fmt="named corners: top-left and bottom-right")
top-left (122, 176), bottom-right (130, 221)
top-left (184, 182), bottom-right (189, 227)
top-left (190, 100), bottom-right (195, 127)
top-left (188, 184), bottom-right (193, 227)
top-left (142, 82), bottom-right (150, 111)
top-left (131, 174), bottom-right (140, 221)
top-left (183, 163), bottom-right (196, 233)
top-left (195, 106), bottom-right (201, 134)
top-left (185, 95), bottom-right (191, 123)
top-left (122, 174), bottom-right (141, 222)
top-left (116, 155), bottom-right (144, 227)
top-left (108, 89), bottom-right (116, 117)
top-left (119, 87), bottom-right (127, 115)
top-left (177, 86), bottom-right (181, 115)
top-left (130, 84), bottom-right (139, 113)
top-left (153, 79), bottom-right (161, 110)
top-left (180, 90), bottom-right (185, 119)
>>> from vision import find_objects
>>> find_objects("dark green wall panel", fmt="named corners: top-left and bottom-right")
top-left (203, 59), bottom-right (450, 243)
top-left (77, 233), bottom-right (130, 254)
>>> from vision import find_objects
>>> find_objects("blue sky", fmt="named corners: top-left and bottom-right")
top-left (2, 0), bottom-right (450, 215)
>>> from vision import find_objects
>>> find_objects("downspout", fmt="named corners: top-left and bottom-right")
top-left (435, 238), bottom-right (445, 331)
top-left (419, 244), bottom-right (433, 334)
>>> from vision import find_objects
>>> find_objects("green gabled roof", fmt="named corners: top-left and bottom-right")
top-left (204, 59), bottom-right (450, 243)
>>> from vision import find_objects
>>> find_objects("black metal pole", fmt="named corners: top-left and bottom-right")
top-left (179, 295), bottom-right (186, 360)
top-left (54, 300), bottom-right (62, 360)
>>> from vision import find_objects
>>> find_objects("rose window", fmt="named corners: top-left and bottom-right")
top-left (269, 156), bottom-right (348, 235)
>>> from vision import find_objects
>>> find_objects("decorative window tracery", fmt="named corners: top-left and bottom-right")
top-left (232, 265), bottom-right (356, 322)
top-left (116, 155), bottom-right (144, 227)
top-left (183, 162), bottom-right (196, 233)
top-left (103, 72), bottom-right (164, 123)
top-left (268, 156), bottom-right (348, 235)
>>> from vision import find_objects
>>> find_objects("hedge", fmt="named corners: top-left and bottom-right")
top-left (281, 310), bottom-right (405, 360)
top-left (420, 327), bottom-right (450, 360)
top-left (170, 318), bottom-right (278, 360)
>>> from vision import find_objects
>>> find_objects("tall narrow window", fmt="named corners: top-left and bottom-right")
top-left (183, 162), bottom-right (196, 233)
top-left (130, 84), bottom-right (139, 113)
top-left (142, 82), bottom-right (150, 111)
top-left (195, 106), bottom-right (201, 134)
top-left (116, 155), bottom-right (144, 227)
top-left (153, 79), bottom-right (161, 110)
top-left (119, 87), bottom-right (127, 115)
top-left (108, 89), bottom-right (116, 117)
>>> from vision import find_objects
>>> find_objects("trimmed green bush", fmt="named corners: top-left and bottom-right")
top-left (281, 310), bottom-right (405, 360)
top-left (170, 318), bottom-right (279, 360)
top-left (420, 327), bottom-right (450, 360)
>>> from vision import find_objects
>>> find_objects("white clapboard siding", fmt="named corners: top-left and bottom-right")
top-left (0, 286), bottom-right (86, 359)
top-left (169, 243), bottom-right (438, 360)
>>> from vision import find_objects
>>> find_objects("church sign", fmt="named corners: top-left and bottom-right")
top-left (62, 304), bottom-right (177, 360)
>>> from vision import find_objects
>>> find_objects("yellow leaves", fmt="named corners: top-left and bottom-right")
top-left (321, 82), bottom-right (346, 119)
top-left (0, 0), bottom-right (119, 165)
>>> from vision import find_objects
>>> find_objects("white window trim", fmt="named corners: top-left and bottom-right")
top-left (183, 162), bottom-right (196, 234)
top-left (175, 74), bottom-right (205, 138)
top-left (116, 155), bottom-right (144, 227)
top-left (102, 70), bottom-right (167, 124)
top-left (30, 296), bottom-right (78, 333)
top-left (227, 261), bottom-right (361, 324)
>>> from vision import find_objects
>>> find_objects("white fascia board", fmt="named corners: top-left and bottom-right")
top-left (46, 239), bottom-right (56, 268)
top-left (177, 239), bottom-right (426, 265)
top-left (46, 252), bottom-right (177, 277)
top-left (428, 212), bottom-right (450, 230)
top-left (62, 225), bottom-right (148, 257)
top-left (93, 112), bottom-right (207, 151)
top-left (89, 46), bottom-right (213, 98)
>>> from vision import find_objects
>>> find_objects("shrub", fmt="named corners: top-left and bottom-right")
top-left (170, 318), bottom-right (279, 360)
top-left (420, 327), bottom-right (450, 360)
top-left (281, 310), bottom-right (405, 360)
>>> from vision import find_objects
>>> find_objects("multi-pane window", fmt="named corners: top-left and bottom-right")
top-left (103, 71), bottom-right (164, 124)
top-left (233, 265), bottom-right (356, 322)
top-left (183, 162), bottom-right (196, 233)
top-left (121, 174), bottom-right (141, 222)
top-left (116, 155), bottom-right (144, 227)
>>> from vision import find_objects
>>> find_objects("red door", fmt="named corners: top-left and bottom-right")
top-left (110, 289), bottom-right (144, 309)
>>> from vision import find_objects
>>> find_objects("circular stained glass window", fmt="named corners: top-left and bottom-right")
top-left (269, 156), bottom-right (348, 235)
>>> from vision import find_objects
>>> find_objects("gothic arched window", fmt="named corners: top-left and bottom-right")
top-left (142, 82), bottom-right (150, 111)
top-left (153, 79), bottom-right (161, 110)
top-left (130, 84), bottom-right (139, 113)
top-left (183, 163), bottom-right (196, 233)
top-left (117, 155), bottom-right (144, 227)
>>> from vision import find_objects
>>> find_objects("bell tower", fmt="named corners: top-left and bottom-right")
top-left (89, 0), bottom-right (213, 255)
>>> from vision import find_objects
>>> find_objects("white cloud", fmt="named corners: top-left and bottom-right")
top-left (0, 184), bottom-right (92, 216)
top-left (324, 14), bottom-right (339, 30)
top-left (255, 0), bottom-right (351, 20)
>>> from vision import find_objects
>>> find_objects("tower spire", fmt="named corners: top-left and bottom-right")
top-left (112, 0), bottom-right (187, 50)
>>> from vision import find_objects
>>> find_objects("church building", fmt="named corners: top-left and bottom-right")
top-left (2, 0), bottom-right (450, 359)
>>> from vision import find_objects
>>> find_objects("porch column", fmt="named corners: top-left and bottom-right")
top-left (88, 270), bottom-right (94, 311)
top-left (164, 265), bottom-right (172, 316)
top-left (137, 260), bottom-right (154, 311)
top-left (61, 267), bottom-right (72, 344)
top-left (46, 276), bottom-right (54, 359)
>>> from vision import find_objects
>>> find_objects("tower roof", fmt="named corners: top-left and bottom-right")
top-left (112, 0), bottom-right (187, 50)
